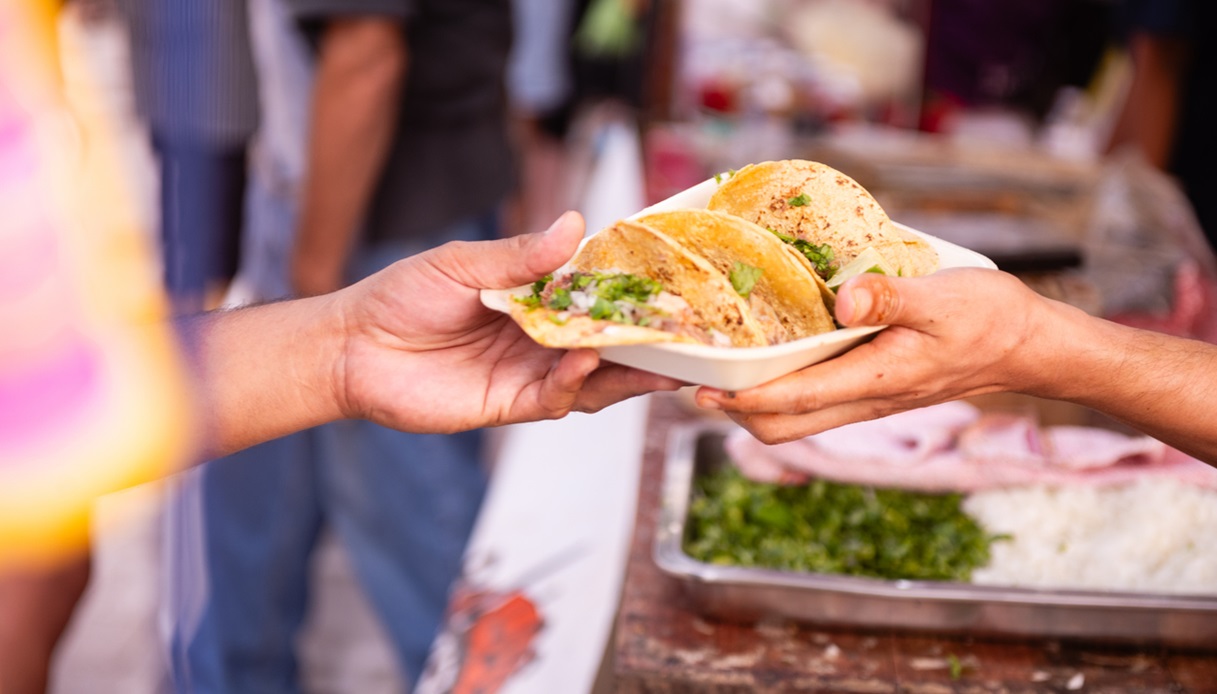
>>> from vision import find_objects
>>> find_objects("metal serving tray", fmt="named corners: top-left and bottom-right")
top-left (653, 422), bottom-right (1217, 649)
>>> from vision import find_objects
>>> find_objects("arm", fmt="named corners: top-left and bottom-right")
top-left (291, 17), bottom-right (406, 296)
top-left (192, 213), bottom-right (681, 458)
top-left (698, 270), bottom-right (1217, 465)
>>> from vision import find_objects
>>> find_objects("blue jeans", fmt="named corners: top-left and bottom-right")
top-left (168, 206), bottom-right (497, 692)
top-left (152, 133), bottom-right (247, 312)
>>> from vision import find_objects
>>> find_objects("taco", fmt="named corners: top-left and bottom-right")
top-left (635, 209), bottom-right (836, 341)
top-left (510, 220), bottom-right (770, 348)
top-left (707, 159), bottom-right (938, 281)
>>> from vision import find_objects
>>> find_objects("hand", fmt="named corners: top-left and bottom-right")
top-left (696, 269), bottom-right (1059, 444)
top-left (331, 212), bottom-right (684, 433)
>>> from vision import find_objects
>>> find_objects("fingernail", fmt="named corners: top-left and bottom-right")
top-left (842, 287), bottom-right (870, 324)
top-left (698, 397), bottom-right (722, 411)
top-left (542, 211), bottom-right (573, 238)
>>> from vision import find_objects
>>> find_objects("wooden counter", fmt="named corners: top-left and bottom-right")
top-left (610, 394), bottom-right (1217, 693)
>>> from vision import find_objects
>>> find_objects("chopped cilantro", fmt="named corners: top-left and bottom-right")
top-left (547, 287), bottom-right (572, 310)
top-left (531, 274), bottom-right (553, 295)
top-left (684, 466), bottom-right (1004, 582)
top-left (787, 193), bottom-right (811, 207)
top-left (728, 261), bottom-right (763, 299)
top-left (515, 273), bottom-right (554, 309)
top-left (535, 271), bottom-right (666, 326)
top-left (792, 240), bottom-right (835, 278)
top-left (589, 296), bottom-right (622, 321)
top-left (547, 313), bottom-right (569, 326)
top-left (571, 273), bottom-right (595, 291)
top-left (714, 168), bottom-right (738, 184)
top-left (594, 273), bottom-right (662, 303)
top-left (765, 229), bottom-right (836, 279)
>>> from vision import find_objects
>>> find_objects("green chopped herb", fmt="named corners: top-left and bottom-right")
top-left (714, 168), bottom-right (738, 184)
top-left (787, 193), bottom-right (811, 207)
top-left (532, 274), bottom-right (553, 295)
top-left (792, 240), bottom-right (835, 278)
top-left (728, 261), bottom-right (763, 299)
top-left (547, 287), bottom-right (572, 310)
top-left (765, 229), bottom-right (836, 279)
top-left (865, 265), bottom-right (886, 275)
top-left (589, 296), bottom-right (622, 321)
top-left (684, 466), bottom-right (1005, 582)
top-left (538, 271), bottom-right (665, 326)
top-left (513, 294), bottom-right (542, 309)
top-left (515, 273), bottom-right (554, 309)
top-left (593, 273), bottom-right (662, 303)
top-left (570, 273), bottom-right (595, 291)
top-left (547, 313), bottom-right (569, 326)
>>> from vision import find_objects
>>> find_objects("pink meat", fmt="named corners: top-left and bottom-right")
top-left (1047, 426), bottom-right (1165, 470)
top-left (784, 401), bottom-right (980, 467)
top-left (724, 402), bottom-right (1217, 492)
top-left (957, 414), bottom-right (1050, 467)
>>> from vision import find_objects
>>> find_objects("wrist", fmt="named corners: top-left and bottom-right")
top-left (300, 292), bottom-right (355, 425)
top-left (1013, 298), bottom-right (1120, 404)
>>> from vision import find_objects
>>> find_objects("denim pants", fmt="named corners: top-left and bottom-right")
top-left (167, 168), bottom-right (496, 692)
top-left (152, 133), bottom-right (247, 312)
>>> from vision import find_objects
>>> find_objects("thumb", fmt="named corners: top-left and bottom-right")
top-left (835, 273), bottom-right (929, 328)
top-left (440, 211), bottom-right (586, 290)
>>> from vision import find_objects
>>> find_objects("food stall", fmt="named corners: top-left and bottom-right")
top-left (423, 2), bottom-right (1217, 690)
top-left (607, 0), bottom-right (1217, 690)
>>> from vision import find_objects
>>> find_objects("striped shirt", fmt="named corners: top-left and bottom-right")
top-left (116, 0), bottom-right (260, 146)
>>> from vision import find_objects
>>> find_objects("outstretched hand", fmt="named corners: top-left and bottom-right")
top-left (333, 212), bottom-right (683, 433)
top-left (696, 269), bottom-right (1059, 444)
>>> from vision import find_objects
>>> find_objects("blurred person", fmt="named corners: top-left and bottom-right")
top-left (1106, 0), bottom-right (1217, 252)
top-left (115, 0), bottom-right (258, 312)
top-left (166, 2), bottom-right (520, 691)
top-left (0, 3), bottom-right (668, 692)
top-left (0, 555), bottom-right (90, 694)
top-left (3, 2), bottom-right (255, 692)
top-left (0, 210), bottom-right (676, 693)
top-left (503, 0), bottom-right (578, 237)
top-left (696, 269), bottom-right (1217, 466)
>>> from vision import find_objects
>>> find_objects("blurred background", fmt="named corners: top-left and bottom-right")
top-left (10, 0), bottom-right (1216, 691)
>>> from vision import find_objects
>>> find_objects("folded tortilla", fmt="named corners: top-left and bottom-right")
top-left (510, 220), bottom-right (769, 348)
top-left (707, 159), bottom-right (938, 278)
top-left (636, 209), bottom-right (836, 341)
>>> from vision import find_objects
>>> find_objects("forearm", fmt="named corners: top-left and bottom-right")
top-left (295, 18), bottom-right (406, 291)
top-left (1023, 301), bottom-right (1217, 464)
top-left (185, 295), bottom-right (348, 458)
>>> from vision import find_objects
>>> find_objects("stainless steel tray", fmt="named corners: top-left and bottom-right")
top-left (654, 422), bottom-right (1217, 649)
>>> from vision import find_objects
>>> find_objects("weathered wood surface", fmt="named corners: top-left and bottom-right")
top-left (612, 395), bottom-right (1217, 693)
